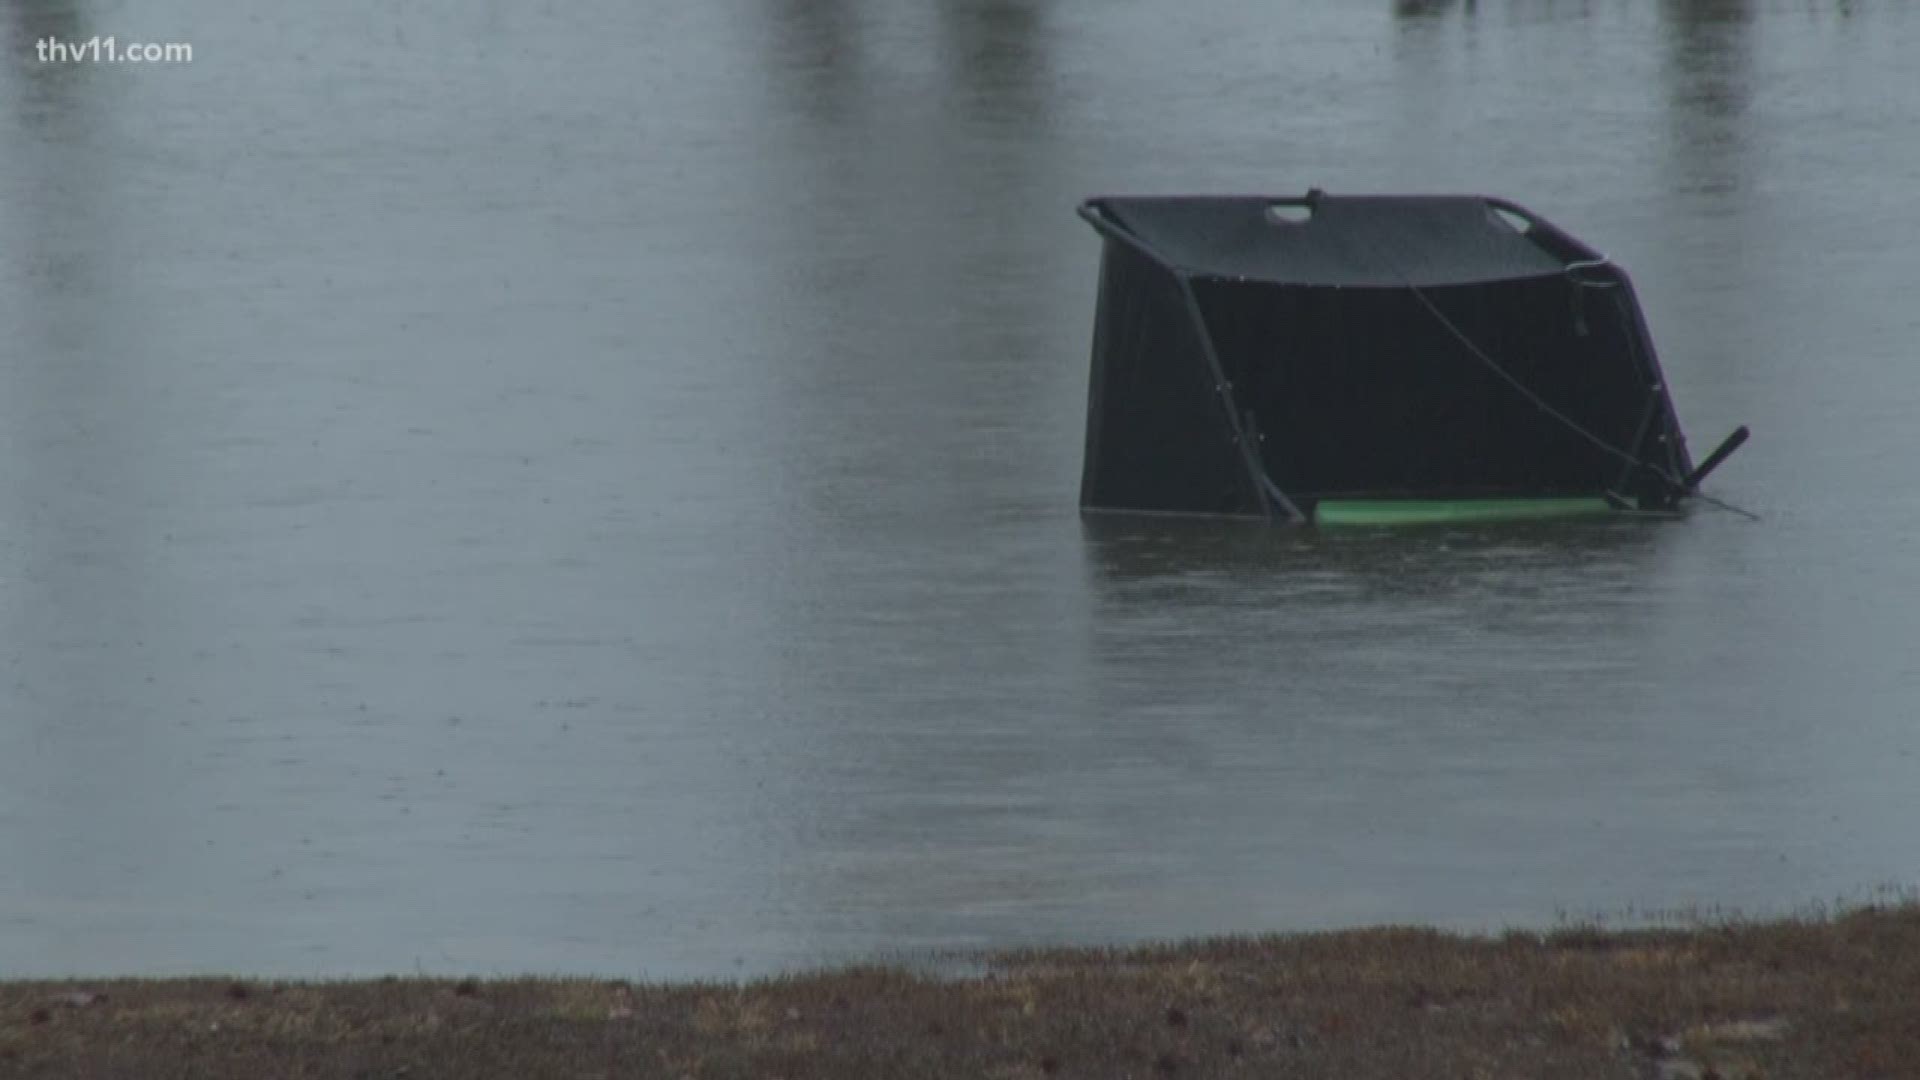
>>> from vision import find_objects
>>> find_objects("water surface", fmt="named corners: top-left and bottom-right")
top-left (3, 0), bottom-right (1918, 978)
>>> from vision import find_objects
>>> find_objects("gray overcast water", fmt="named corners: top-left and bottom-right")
top-left (3, 0), bottom-right (1918, 979)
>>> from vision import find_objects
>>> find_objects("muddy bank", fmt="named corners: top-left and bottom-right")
top-left (5, 905), bottom-right (1916, 1078)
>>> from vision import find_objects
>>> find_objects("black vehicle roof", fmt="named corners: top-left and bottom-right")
top-left (1082, 194), bottom-right (1597, 287)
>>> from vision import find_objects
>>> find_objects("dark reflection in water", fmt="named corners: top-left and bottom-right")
top-left (935, 0), bottom-right (1049, 117)
top-left (1082, 516), bottom-right (1667, 596)
top-left (3, 0), bottom-right (1919, 978)
top-left (760, 0), bottom-right (1050, 126)
top-left (2, 0), bottom-right (194, 939)
top-left (1077, 515), bottom-right (1676, 722)
top-left (744, 0), bottom-right (1081, 933)
top-left (760, 0), bottom-right (863, 122)
top-left (1659, 0), bottom-right (1755, 201)
top-left (1393, 0), bottom-right (1474, 19)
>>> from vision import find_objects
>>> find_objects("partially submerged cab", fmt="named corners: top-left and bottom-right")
top-left (1077, 192), bottom-right (1730, 524)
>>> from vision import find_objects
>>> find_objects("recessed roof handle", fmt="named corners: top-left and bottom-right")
top-left (1483, 196), bottom-right (1540, 229)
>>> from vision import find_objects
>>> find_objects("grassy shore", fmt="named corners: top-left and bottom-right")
top-left (5, 905), bottom-right (1917, 1079)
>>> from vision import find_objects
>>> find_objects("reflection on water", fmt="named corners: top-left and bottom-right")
top-left (1077, 515), bottom-right (1681, 759)
top-left (3, 0), bottom-right (1919, 978)
top-left (3, 0), bottom-right (195, 939)
top-left (1659, 0), bottom-right (1755, 201)
top-left (1393, 0), bottom-right (1472, 18)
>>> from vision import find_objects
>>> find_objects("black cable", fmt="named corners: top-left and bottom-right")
top-left (1348, 234), bottom-right (1760, 520)
top-left (1399, 270), bottom-right (1661, 477)
top-left (1688, 489), bottom-right (1763, 522)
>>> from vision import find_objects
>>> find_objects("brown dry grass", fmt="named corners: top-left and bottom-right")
top-left (5, 905), bottom-right (1918, 1079)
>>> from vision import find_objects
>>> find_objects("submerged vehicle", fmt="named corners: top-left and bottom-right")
top-left (1076, 191), bottom-right (1747, 524)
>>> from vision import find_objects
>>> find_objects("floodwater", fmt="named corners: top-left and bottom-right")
top-left (2, 0), bottom-right (1917, 979)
